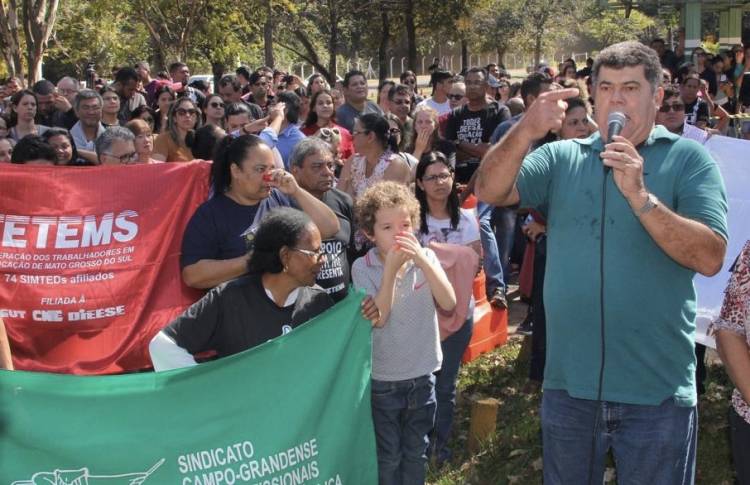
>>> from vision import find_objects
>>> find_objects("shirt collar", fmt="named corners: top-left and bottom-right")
top-left (572, 124), bottom-right (677, 150)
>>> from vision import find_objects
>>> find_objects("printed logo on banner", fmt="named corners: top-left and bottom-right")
top-left (11, 458), bottom-right (165, 484)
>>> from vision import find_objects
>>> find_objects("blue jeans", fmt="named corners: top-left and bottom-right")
top-left (371, 374), bottom-right (436, 485)
top-left (432, 315), bottom-right (474, 463)
top-left (477, 202), bottom-right (506, 295)
top-left (541, 389), bottom-right (697, 485)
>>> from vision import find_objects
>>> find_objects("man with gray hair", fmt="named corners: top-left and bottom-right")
top-left (70, 89), bottom-right (105, 163)
top-left (95, 126), bottom-right (138, 165)
top-left (290, 137), bottom-right (354, 302)
top-left (477, 41), bottom-right (728, 484)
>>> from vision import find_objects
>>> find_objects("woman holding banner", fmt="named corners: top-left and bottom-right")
top-left (151, 207), bottom-right (378, 371)
top-left (180, 134), bottom-right (340, 289)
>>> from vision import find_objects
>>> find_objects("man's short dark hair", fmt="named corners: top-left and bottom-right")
top-left (189, 79), bottom-right (209, 92)
top-left (591, 41), bottom-right (662, 92)
top-left (219, 75), bottom-right (241, 92)
top-left (168, 62), bottom-right (187, 74)
top-left (236, 66), bottom-right (251, 80)
top-left (249, 71), bottom-right (265, 86)
top-left (465, 67), bottom-right (487, 80)
top-left (430, 70), bottom-right (453, 88)
top-left (662, 85), bottom-right (680, 100)
top-left (388, 84), bottom-right (411, 101)
top-left (651, 38), bottom-right (665, 46)
top-left (276, 91), bottom-right (300, 124)
top-left (115, 67), bottom-right (139, 84)
top-left (521, 73), bottom-right (552, 104)
top-left (10, 135), bottom-right (56, 164)
top-left (343, 70), bottom-right (365, 88)
top-left (32, 80), bottom-right (55, 96)
top-left (224, 102), bottom-right (251, 120)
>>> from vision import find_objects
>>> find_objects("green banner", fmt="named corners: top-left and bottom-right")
top-left (0, 291), bottom-right (377, 485)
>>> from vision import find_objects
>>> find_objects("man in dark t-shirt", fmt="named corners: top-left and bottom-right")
top-left (445, 67), bottom-right (510, 183)
top-left (291, 138), bottom-right (354, 302)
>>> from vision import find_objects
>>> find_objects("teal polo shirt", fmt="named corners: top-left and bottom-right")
top-left (516, 125), bottom-right (728, 407)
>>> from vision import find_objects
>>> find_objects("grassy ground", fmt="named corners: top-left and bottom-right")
top-left (428, 339), bottom-right (736, 485)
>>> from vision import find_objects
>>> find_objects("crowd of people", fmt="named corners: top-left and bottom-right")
top-left (1, 35), bottom-right (750, 484)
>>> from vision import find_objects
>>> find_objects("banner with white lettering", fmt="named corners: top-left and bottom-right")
top-left (0, 291), bottom-right (378, 485)
top-left (0, 162), bottom-right (210, 374)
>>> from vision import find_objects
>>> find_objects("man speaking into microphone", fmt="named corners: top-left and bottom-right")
top-left (477, 42), bottom-right (727, 485)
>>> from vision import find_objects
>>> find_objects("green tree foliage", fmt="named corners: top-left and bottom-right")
top-left (578, 7), bottom-right (656, 47)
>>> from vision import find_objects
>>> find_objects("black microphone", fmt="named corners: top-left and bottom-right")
top-left (604, 112), bottom-right (627, 173)
top-left (607, 111), bottom-right (627, 144)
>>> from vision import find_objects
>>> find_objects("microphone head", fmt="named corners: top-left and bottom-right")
top-left (606, 111), bottom-right (627, 143)
top-left (607, 111), bottom-right (627, 128)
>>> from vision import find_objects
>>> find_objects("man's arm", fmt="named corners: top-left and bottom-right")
top-left (476, 88), bottom-right (578, 206)
top-left (602, 135), bottom-right (726, 276)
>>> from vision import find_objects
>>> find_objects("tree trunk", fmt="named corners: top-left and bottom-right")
top-left (534, 32), bottom-right (542, 67)
top-left (379, 9), bottom-right (389, 82)
top-left (405, 0), bottom-right (417, 72)
top-left (0, 0), bottom-right (24, 82)
top-left (496, 46), bottom-right (506, 67)
top-left (21, 0), bottom-right (60, 83)
top-left (461, 38), bottom-right (468, 71)
top-left (211, 62), bottom-right (224, 93)
top-left (327, 1), bottom-right (338, 83)
top-left (263, 0), bottom-right (274, 67)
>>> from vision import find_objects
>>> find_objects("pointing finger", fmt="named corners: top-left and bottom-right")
top-left (538, 88), bottom-right (580, 101)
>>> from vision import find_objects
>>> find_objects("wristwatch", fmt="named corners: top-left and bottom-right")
top-left (635, 193), bottom-right (659, 217)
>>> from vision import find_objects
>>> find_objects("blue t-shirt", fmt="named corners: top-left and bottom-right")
top-left (516, 125), bottom-right (728, 407)
top-left (180, 190), bottom-right (293, 268)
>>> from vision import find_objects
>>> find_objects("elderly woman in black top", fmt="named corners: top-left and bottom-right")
top-left (151, 207), bottom-right (379, 371)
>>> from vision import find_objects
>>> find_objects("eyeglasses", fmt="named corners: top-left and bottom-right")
top-left (105, 151), bottom-right (139, 164)
top-left (448, 94), bottom-right (464, 101)
top-left (318, 127), bottom-right (340, 138)
top-left (210, 102), bottom-right (225, 109)
top-left (403, 79), bottom-right (416, 85)
top-left (175, 108), bottom-right (198, 117)
top-left (291, 247), bottom-right (326, 261)
top-left (389, 127), bottom-right (401, 134)
top-left (422, 172), bottom-right (452, 183)
top-left (659, 103), bottom-right (685, 113)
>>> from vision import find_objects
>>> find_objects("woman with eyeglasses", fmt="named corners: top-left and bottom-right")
top-left (151, 206), bottom-right (381, 371)
top-left (302, 89), bottom-right (353, 160)
top-left (152, 97), bottom-right (202, 162)
top-left (337, 113), bottom-right (411, 199)
top-left (203, 94), bottom-right (225, 128)
top-left (411, 105), bottom-right (456, 168)
top-left (414, 151), bottom-right (480, 464)
top-left (99, 86), bottom-right (121, 128)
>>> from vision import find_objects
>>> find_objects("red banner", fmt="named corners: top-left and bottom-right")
top-left (0, 162), bottom-right (210, 374)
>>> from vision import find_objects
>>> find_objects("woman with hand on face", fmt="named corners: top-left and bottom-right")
top-left (180, 134), bottom-right (340, 290)
top-left (411, 105), bottom-right (456, 168)
top-left (337, 113), bottom-right (411, 200)
top-left (151, 207), bottom-right (380, 372)
top-left (152, 97), bottom-right (202, 162)
top-left (302, 89), bottom-right (353, 160)
top-left (8, 90), bottom-right (49, 141)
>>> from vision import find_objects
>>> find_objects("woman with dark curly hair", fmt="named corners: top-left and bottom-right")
top-left (150, 207), bottom-right (380, 371)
